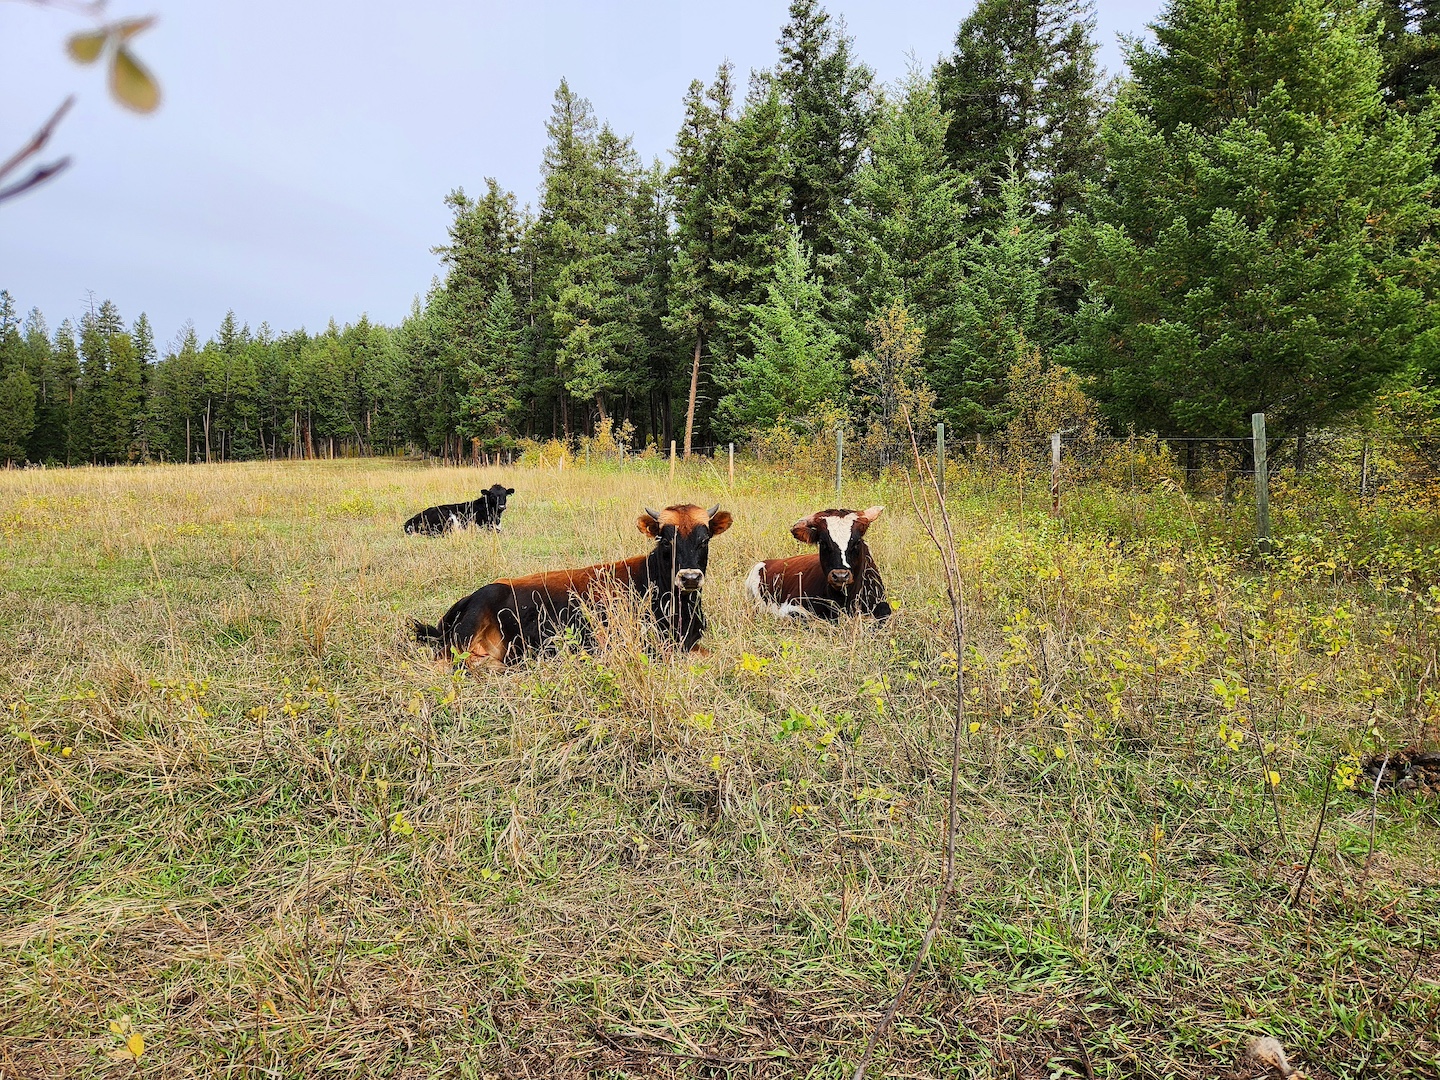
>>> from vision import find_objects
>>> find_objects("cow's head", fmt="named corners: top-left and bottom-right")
top-left (791, 506), bottom-right (884, 591)
top-left (484, 484), bottom-right (515, 525)
top-left (638, 503), bottom-right (733, 593)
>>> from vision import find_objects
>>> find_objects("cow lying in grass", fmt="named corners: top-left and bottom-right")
top-left (404, 484), bottom-right (514, 535)
top-left (745, 505), bottom-right (892, 621)
top-left (412, 503), bottom-right (732, 667)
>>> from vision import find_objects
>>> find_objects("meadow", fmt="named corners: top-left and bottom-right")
top-left (2, 456), bottom-right (1437, 1078)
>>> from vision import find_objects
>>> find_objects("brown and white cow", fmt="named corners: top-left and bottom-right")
top-left (411, 503), bottom-right (732, 667)
top-left (745, 505), bottom-right (892, 621)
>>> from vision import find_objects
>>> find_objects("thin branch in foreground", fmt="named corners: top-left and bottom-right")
top-left (1360, 751), bottom-right (1392, 887)
top-left (1287, 755), bottom-right (1335, 907)
top-left (1235, 618), bottom-right (1288, 850)
top-left (852, 412), bottom-right (967, 1080)
top-left (0, 95), bottom-right (75, 203)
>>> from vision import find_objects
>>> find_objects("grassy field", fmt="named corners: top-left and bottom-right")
top-left (2, 457), bottom-right (1438, 1078)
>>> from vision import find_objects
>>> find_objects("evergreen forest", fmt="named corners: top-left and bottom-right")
top-left (3, 0), bottom-right (1438, 466)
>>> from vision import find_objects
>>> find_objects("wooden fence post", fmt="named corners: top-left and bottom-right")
top-left (670, 440), bottom-right (676, 484)
top-left (1050, 433), bottom-right (1062, 517)
top-left (835, 428), bottom-right (844, 496)
top-left (1252, 412), bottom-right (1271, 551)
top-left (728, 442), bottom-right (734, 488)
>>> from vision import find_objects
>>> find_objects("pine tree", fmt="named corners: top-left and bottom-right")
top-left (946, 166), bottom-right (1056, 430)
top-left (21, 307), bottom-right (64, 463)
top-left (667, 65), bottom-right (737, 454)
top-left (129, 313), bottom-right (156, 459)
top-left (628, 161), bottom-right (675, 445)
top-left (458, 278), bottom-right (523, 449)
top-left (1377, 0), bottom-right (1440, 112)
top-left (531, 79), bottom-right (641, 437)
top-left (106, 330), bottom-right (144, 462)
top-left (836, 72), bottom-right (968, 381)
top-left (774, 0), bottom-right (876, 263)
top-left (551, 122), bottom-right (646, 426)
top-left (0, 291), bottom-right (35, 463)
top-left (51, 321), bottom-right (82, 465)
top-left (935, 0), bottom-right (1104, 235)
top-left (73, 299), bottom-right (126, 462)
top-left (705, 83), bottom-right (792, 416)
top-left (715, 229), bottom-right (843, 435)
top-left (1068, 0), bottom-right (1438, 438)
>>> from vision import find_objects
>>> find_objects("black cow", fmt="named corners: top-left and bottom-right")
top-left (745, 505), bottom-right (892, 621)
top-left (411, 503), bottom-right (732, 667)
top-left (404, 484), bottom-right (514, 536)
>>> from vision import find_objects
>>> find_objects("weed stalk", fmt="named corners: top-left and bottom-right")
top-left (853, 412), bottom-right (968, 1080)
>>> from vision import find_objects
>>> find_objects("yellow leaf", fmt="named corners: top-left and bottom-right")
top-left (1267, 770), bottom-right (1281, 787)
top-left (115, 16), bottom-right (157, 41)
top-left (67, 30), bottom-right (107, 65)
top-left (107, 1018), bottom-right (127, 1036)
top-left (110, 46), bottom-right (161, 113)
top-left (126, 1032), bottom-right (144, 1059)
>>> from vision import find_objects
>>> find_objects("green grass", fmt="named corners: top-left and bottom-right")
top-left (2, 458), bottom-right (1437, 1078)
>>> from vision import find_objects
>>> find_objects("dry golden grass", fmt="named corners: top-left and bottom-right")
top-left (2, 457), bottom-right (1437, 1078)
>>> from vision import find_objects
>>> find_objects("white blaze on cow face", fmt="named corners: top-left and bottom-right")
top-left (824, 513), bottom-right (857, 568)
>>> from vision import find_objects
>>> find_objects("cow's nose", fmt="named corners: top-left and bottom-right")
top-left (675, 570), bottom-right (705, 591)
top-left (828, 569), bottom-right (854, 588)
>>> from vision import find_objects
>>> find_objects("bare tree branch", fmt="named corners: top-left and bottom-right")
top-left (0, 95), bottom-right (76, 203)
top-left (0, 156), bottom-right (72, 201)
top-left (11, 0), bottom-right (108, 16)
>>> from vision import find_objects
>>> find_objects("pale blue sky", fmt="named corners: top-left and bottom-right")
top-left (1, 1), bottom-right (1161, 348)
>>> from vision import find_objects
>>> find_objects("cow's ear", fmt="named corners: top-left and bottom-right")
top-left (856, 505), bottom-right (885, 528)
top-left (637, 511), bottom-right (662, 538)
top-left (791, 515), bottom-right (820, 544)
top-left (506, 487), bottom-right (515, 495)
top-left (708, 509), bottom-right (733, 536)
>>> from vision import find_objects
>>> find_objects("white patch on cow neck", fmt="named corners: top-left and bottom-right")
top-left (823, 513), bottom-right (857, 568)
top-left (744, 562), bottom-right (765, 604)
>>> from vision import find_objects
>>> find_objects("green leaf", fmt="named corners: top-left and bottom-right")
top-left (110, 47), bottom-right (160, 113)
top-left (67, 31), bottom-right (108, 65)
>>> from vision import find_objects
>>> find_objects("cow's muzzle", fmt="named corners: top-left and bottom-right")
top-left (827, 568), bottom-right (854, 590)
top-left (674, 570), bottom-right (705, 592)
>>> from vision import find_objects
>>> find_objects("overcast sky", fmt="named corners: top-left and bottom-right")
top-left (1, 1), bottom-right (1161, 349)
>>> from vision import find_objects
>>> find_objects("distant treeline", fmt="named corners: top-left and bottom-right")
top-left (2, 0), bottom-right (1438, 466)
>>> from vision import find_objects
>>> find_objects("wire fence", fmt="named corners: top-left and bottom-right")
top-left (477, 416), bottom-right (1440, 547)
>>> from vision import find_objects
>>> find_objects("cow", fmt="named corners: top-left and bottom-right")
top-left (404, 484), bottom-right (515, 536)
top-left (411, 503), bottom-right (732, 667)
top-left (745, 505), bottom-right (892, 621)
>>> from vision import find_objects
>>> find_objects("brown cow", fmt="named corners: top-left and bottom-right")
top-left (411, 503), bottom-right (732, 667)
top-left (745, 505), bottom-right (892, 621)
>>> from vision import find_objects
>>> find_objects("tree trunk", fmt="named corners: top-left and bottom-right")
top-left (683, 330), bottom-right (702, 459)
top-left (186, 416), bottom-right (191, 464)
top-left (203, 402), bottom-right (212, 464)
